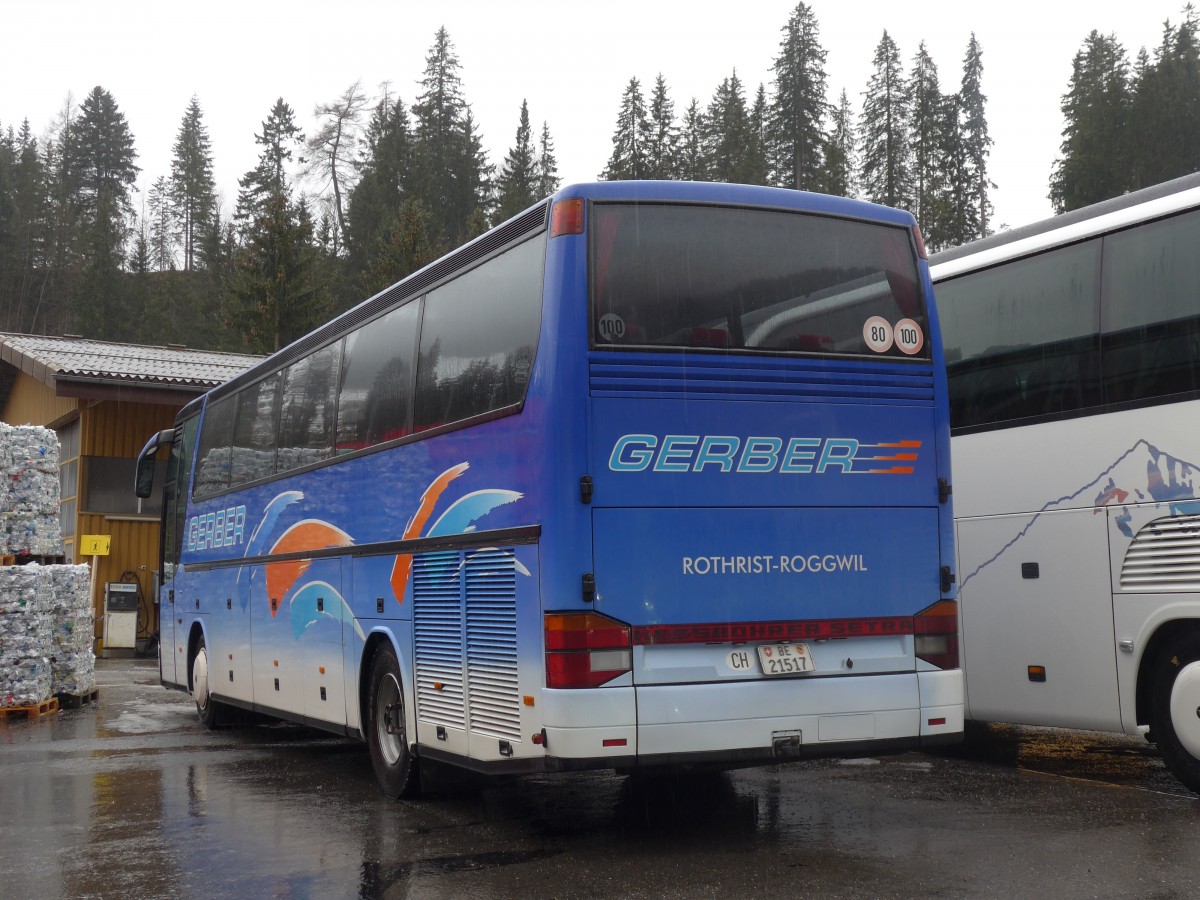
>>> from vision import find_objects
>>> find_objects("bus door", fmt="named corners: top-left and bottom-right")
top-left (138, 418), bottom-right (196, 689)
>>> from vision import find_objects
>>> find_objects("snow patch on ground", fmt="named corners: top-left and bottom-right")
top-left (109, 703), bottom-right (196, 734)
top-left (838, 758), bottom-right (882, 767)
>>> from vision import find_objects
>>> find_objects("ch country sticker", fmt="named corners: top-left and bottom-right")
top-left (607, 434), bottom-right (921, 475)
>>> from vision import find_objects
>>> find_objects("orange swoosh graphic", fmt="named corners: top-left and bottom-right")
top-left (390, 463), bottom-right (470, 604)
top-left (265, 521), bottom-right (352, 616)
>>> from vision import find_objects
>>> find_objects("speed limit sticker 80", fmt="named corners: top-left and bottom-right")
top-left (863, 316), bottom-right (924, 356)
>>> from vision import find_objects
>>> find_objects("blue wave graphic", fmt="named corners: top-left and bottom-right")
top-left (236, 491), bottom-right (304, 611)
top-left (426, 490), bottom-right (522, 536)
top-left (288, 581), bottom-right (364, 641)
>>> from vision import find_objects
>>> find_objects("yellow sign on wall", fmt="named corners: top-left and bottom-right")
top-left (80, 535), bottom-right (111, 556)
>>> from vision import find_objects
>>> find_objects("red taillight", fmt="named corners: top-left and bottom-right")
top-left (550, 198), bottom-right (584, 237)
top-left (914, 599), bottom-right (958, 669)
top-left (545, 611), bottom-right (632, 688)
top-left (913, 225), bottom-right (928, 260)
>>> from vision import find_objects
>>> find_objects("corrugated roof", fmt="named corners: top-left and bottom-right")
top-left (0, 333), bottom-right (262, 390)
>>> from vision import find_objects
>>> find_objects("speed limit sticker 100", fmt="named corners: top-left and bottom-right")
top-left (862, 317), bottom-right (924, 356)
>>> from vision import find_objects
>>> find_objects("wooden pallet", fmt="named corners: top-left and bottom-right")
top-left (0, 554), bottom-right (66, 567)
top-left (56, 688), bottom-right (98, 710)
top-left (0, 697), bottom-right (59, 719)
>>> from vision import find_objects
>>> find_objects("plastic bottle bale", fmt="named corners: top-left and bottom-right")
top-left (46, 564), bottom-right (96, 695)
top-left (0, 565), bottom-right (52, 706)
top-left (0, 423), bottom-right (63, 556)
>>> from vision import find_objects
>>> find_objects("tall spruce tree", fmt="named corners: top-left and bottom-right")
top-left (747, 84), bottom-right (771, 185)
top-left (236, 98), bottom-right (303, 221)
top-left (495, 100), bottom-right (538, 220)
top-left (859, 32), bottom-right (912, 210)
top-left (820, 89), bottom-right (857, 197)
top-left (603, 77), bottom-right (651, 180)
top-left (67, 86), bottom-right (139, 339)
top-left (908, 42), bottom-right (947, 242)
top-left (677, 99), bottom-right (709, 181)
top-left (345, 88), bottom-right (414, 286)
top-left (646, 74), bottom-right (678, 179)
top-left (458, 108), bottom-right (495, 236)
top-left (0, 121), bottom-right (48, 331)
top-left (1049, 30), bottom-right (1131, 212)
top-left (147, 175), bottom-right (177, 271)
top-left (959, 34), bottom-right (994, 237)
top-left (705, 71), bottom-right (758, 184)
top-left (358, 197), bottom-right (437, 300)
top-left (935, 92), bottom-right (973, 250)
top-left (411, 27), bottom-right (490, 245)
top-left (1128, 9), bottom-right (1200, 190)
top-left (536, 122), bottom-right (560, 196)
top-left (228, 99), bottom-right (326, 353)
top-left (768, 2), bottom-right (829, 190)
top-left (33, 99), bottom-right (81, 336)
top-left (169, 96), bottom-right (216, 272)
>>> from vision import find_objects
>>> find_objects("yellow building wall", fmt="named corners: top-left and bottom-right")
top-left (4, 374), bottom-right (77, 426)
top-left (79, 401), bottom-right (179, 644)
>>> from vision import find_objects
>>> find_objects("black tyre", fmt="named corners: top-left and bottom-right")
top-left (1149, 632), bottom-right (1200, 794)
top-left (366, 642), bottom-right (419, 799)
top-left (191, 633), bottom-right (220, 729)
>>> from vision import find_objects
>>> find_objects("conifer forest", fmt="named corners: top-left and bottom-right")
top-left (1, 4), bottom-right (1198, 353)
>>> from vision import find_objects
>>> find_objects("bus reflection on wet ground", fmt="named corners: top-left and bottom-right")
top-left (1, 659), bottom-right (1195, 900)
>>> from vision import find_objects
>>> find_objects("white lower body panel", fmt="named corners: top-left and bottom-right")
top-left (542, 671), bottom-right (963, 762)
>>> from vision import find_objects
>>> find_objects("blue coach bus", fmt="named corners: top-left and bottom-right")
top-left (136, 181), bottom-right (962, 797)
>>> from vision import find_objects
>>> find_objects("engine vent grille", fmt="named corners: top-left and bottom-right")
top-left (465, 550), bottom-right (521, 741)
top-left (1120, 513), bottom-right (1200, 592)
top-left (412, 549), bottom-right (522, 742)
top-left (413, 551), bottom-right (466, 728)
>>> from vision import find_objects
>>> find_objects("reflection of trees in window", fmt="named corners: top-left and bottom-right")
top-left (413, 237), bottom-right (543, 430)
top-left (335, 302), bottom-right (420, 452)
top-left (279, 341), bottom-right (341, 471)
top-left (195, 395), bottom-right (236, 496)
top-left (415, 341), bottom-right (534, 429)
top-left (231, 374), bottom-right (280, 485)
top-left (363, 355), bottom-right (412, 444)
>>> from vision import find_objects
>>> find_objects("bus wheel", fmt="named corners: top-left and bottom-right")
top-left (366, 643), bottom-right (419, 799)
top-left (192, 634), bottom-right (220, 729)
top-left (1150, 633), bottom-right (1200, 793)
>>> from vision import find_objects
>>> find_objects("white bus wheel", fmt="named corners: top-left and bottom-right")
top-left (192, 634), bottom-right (220, 729)
top-left (1150, 634), bottom-right (1200, 794)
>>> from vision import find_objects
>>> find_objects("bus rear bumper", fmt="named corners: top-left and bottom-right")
top-left (542, 671), bottom-right (964, 768)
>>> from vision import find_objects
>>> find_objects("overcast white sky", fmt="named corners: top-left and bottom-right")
top-left (0, 1), bottom-right (1190, 232)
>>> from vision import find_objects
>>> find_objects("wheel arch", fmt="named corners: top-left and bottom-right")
top-left (1136, 618), bottom-right (1200, 726)
top-left (359, 628), bottom-right (414, 747)
top-left (185, 621), bottom-right (208, 693)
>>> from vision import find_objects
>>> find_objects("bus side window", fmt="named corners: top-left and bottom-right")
top-left (336, 302), bottom-right (419, 452)
top-left (194, 395), bottom-right (236, 497)
top-left (414, 237), bottom-right (543, 431)
top-left (230, 373), bottom-right (281, 487)
top-left (278, 341), bottom-right (341, 472)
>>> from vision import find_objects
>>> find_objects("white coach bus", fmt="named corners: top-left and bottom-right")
top-left (930, 172), bottom-right (1200, 793)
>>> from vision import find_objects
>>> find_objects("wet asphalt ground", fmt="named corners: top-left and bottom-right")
top-left (1, 659), bottom-right (1198, 899)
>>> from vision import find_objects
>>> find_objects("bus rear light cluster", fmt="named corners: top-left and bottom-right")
top-left (914, 599), bottom-right (959, 669)
top-left (550, 198), bottom-right (585, 237)
top-left (545, 611), bottom-right (632, 688)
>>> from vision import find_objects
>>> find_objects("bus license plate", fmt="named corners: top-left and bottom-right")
top-left (756, 642), bottom-right (815, 676)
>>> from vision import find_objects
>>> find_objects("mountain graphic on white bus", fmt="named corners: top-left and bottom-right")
top-left (962, 439), bottom-right (1200, 589)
